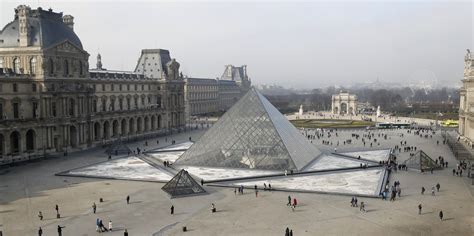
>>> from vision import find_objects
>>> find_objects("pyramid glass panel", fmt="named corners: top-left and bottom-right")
top-left (162, 169), bottom-right (206, 198)
top-left (403, 150), bottom-right (442, 171)
top-left (175, 88), bottom-right (321, 171)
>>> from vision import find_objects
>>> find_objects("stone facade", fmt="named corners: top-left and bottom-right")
top-left (459, 49), bottom-right (474, 145)
top-left (0, 6), bottom-right (185, 163)
top-left (331, 91), bottom-right (357, 115)
top-left (184, 65), bottom-right (251, 117)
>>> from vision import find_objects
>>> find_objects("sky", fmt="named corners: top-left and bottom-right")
top-left (0, 0), bottom-right (472, 88)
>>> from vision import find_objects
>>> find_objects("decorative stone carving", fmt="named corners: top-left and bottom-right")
top-left (166, 59), bottom-right (180, 80)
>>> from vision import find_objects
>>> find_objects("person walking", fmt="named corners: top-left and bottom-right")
top-left (170, 205), bottom-right (174, 215)
top-left (96, 218), bottom-right (100, 232)
top-left (38, 211), bottom-right (43, 220)
top-left (287, 195), bottom-right (292, 206)
top-left (57, 225), bottom-right (65, 236)
top-left (421, 187), bottom-right (425, 195)
top-left (360, 202), bottom-right (366, 212)
top-left (126, 195), bottom-right (130, 204)
top-left (108, 220), bottom-right (113, 232)
top-left (38, 227), bottom-right (43, 236)
top-left (285, 227), bottom-right (290, 236)
top-left (418, 204), bottom-right (422, 215)
top-left (293, 198), bottom-right (298, 208)
top-left (439, 211), bottom-right (444, 221)
top-left (124, 229), bottom-right (129, 236)
top-left (436, 183), bottom-right (440, 192)
top-left (92, 202), bottom-right (97, 214)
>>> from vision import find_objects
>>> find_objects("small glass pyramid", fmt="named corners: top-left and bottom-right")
top-left (161, 169), bottom-right (206, 198)
top-left (175, 88), bottom-right (321, 171)
top-left (403, 150), bottom-right (442, 171)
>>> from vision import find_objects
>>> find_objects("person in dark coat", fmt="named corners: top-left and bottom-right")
top-left (38, 227), bottom-right (43, 236)
top-left (57, 225), bottom-right (65, 236)
top-left (171, 205), bottom-right (174, 215)
top-left (285, 227), bottom-right (290, 236)
top-left (124, 229), bottom-right (129, 236)
top-left (126, 195), bottom-right (130, 204)
top-left (439, 211), bottom-right (444, 221)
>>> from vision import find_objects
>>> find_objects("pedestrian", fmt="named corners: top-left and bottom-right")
top-left (418, 204), bottom-right (422, 215)
top-left (99, 219), bottom-right (108, 232)
top-left (57, 225), bottom-right (65, 236)
top-left (55, 204), bottom-right (59, 214)
top-left (287, 195), bottom-right (292, 206)
top-left (96, 218), bottom-right (100, 232)
top-left (92, 202), bottom-right (97, 214)
top-left (124, 229), bottom-right (129, 236)
top-left (285, 227), bottom-right (290, 236)
top-left (171, 205), bottom-right (174, 215)
top-left (38, 211), bottom-right (43, 220)
top-left (452, 169), bottom-right (455, 176)
top-left (38, 227), bottom-right (43, 236)
top-left (351, 197), bottom-right (355, 207)
top-left (201, 179), bottom-right (204, 186)
top-left (360, 202), bottom-right (366, 212)
top-left (431, 187), bottom-right (435, 196)
top-left (421, 187), bottom-right (425, 195)
top-left (293, 198), bottom-right (297, 208)
top-left (108, 220), bottom-right (113, 231)
top-left (126, 195), bottom-right (130, 204)
top-left (436, 183), bottom-right (440, 192)
top-left (439, 211), bottom-right (444, 221)
top-left (354, 197), bottom-right (358, 207)
top-left (290, 229), bottom-right (293, 236)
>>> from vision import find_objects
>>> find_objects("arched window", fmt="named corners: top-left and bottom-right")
top-left (13, 58), bottom-right (20, 74)
top-left (63, 60), bottom-right (69, 76)
top-left (29, 57), bottom-right (37, 74)
top-left (49, 58), bottom-right (54, 74)
top-left (79, 61), bottom-right (83, 76)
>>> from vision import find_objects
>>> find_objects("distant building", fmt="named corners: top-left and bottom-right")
top-left (331, 91), bottom-right (357, 115)
top-left (0, 5), bottom-right (184, 163)
top-left (183, 65), bottom-right (251, 118)
top-left (459, 49), bottom-right (474, 144)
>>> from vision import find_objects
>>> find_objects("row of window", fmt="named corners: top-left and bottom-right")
top-left (94, 83), bottom-right (153, 92)
top-left (0, 57), bottom-right (86, 76)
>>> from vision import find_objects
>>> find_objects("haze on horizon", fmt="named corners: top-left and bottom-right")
top-left (0, 0), bottom-right (472, 88)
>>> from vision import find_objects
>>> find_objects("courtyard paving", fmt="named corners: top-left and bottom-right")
top-left (0, 125), bottom-right (473, 235)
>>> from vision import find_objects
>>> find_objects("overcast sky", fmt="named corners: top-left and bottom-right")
top-left (1, 0), bottom-right (472, 88)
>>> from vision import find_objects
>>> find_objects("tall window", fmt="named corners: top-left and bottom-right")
top-left (79, 61), bottom-right (83, 76)
top-left (119, 98), bottom-right (123, 110)
top-left (110, 98), bottom-right (115, 111)
top-left (32, 101), bottom-right (38, 118)
top-left (102, 98), bottom-right (106, 112)
top-left (92, 100), bottom-right (97, 113)
top-left (52, 102), bottom-right (57, 117)
top-left (69, 99), bottom-right (75, 116)
top-left (127, 98), bottom-right (131, 110)
top-left (12, 83), bottom-right (18, 92)
top-left (49, 58), bottom-right (54, 74)
top-left (13, 58), bottom-right (20, 74)
top-left (29, 57), bottom-right (37, 74)
top-left (111, 84), bottom-right (115, 91)
top-left (13, 102), bottom-right (19, 119)
top-left (63, 60), bottom-right (69, 76)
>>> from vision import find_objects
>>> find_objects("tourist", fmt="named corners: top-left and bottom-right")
top-left (38, 211), bottom-right (43, 220)
top-left (55, 204), bottom-right (59, 214)
top-left (354, 197), bottom-right (358, 207)
top-left (285, 227), bottom-right (290, 236)
top-left (421, 187), bottom-right (425, 195)
top-left (268, 183), bottom-right (272, 191)
top-left (360, 202), bottom-right (366, 212)
top-left (126, 195), bottom-right (130, 204)
top-left (109, 220), bottom-right (113, 231)
top-left (452, 169), bottom-right (455, 176)
top-left (171, 205), bottom-right (174, 215)
top-left (57, 225), bottom-right (65, 236)
top-left (436, 183), bottom-right (440, 192)
top-left (92, 202), bottom-right (97, 214)
top-left (293, 198), bottom-right (297, 208)
top-left (99, 219), bottom-right (108, 232)
top-left (418, 204), bottom-right (422, 215)
top-left (287, 195), bottom-right (292, 206)
top-left (350, 197), bottom-right (355, 207)
top-left (124, 229), bottom-right (129, 236)
top-left (396, 185), bottom-right (401, 197)
top-left (211, 203), bottom-right (216, 213)
top-left (439, 211), bottom-right (444, 221)
top-left (38, 227), bottom-right (43, 236)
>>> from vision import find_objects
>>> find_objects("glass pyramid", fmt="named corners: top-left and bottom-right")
top-left (161, 169), bottom-right (206, 198)
top-left (175, 88), bottom-right (321, 171)
top-left (403, 150), bottom-right (442, 171)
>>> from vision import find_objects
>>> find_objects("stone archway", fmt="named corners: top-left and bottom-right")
top-left (26, 129), bottom-right (35, 152)
top-left (158, 115), bottom-right (162, 129)
top-left (103, 121), bottom-right (110, 139)
top-left (129, 118), bottom-right (135, 134)
top-left (10, 131), bottom-right (20, 154)
top-left (340, 103), bottom-right (348, 114)
top-left (94, 122), bottom-right (101, 141)
top-left (121, 119), bottom-right (127, 136)
top-left (70, 126), bottom-right (78, 147)
top-left (137, 117), bottom-right (143, 133)
top-left (112, 120), bottom-right (119, 137)
top-left (144, 116), bottom-right (150, 132)
top-left (151, 115), bottom-right (156, 130)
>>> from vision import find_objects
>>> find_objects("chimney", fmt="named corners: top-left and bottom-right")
top-left (63, 15), bottom-right (74, 31)
top-left (16, 5), bottom-right (31, 47)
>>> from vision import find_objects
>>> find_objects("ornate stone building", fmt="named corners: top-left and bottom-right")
top-left (331, 91), bottom-right (358, 115)
top-left (184, 65), bottom-right (251, 117)
top-left (459, 49), bottom-right (474, 145)
top-left (0, 6), bottom-right (185, 163)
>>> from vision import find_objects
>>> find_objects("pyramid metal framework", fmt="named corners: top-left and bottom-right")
top-left (161, 169), bottom-right (206, 198)
top-left (403, 150), bottom-right (442, 171)
top-left (175, 88), bottom-right (321, 171)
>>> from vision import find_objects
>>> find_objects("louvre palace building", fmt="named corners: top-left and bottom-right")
top-left (0, 5), bottom-right (186, 163)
